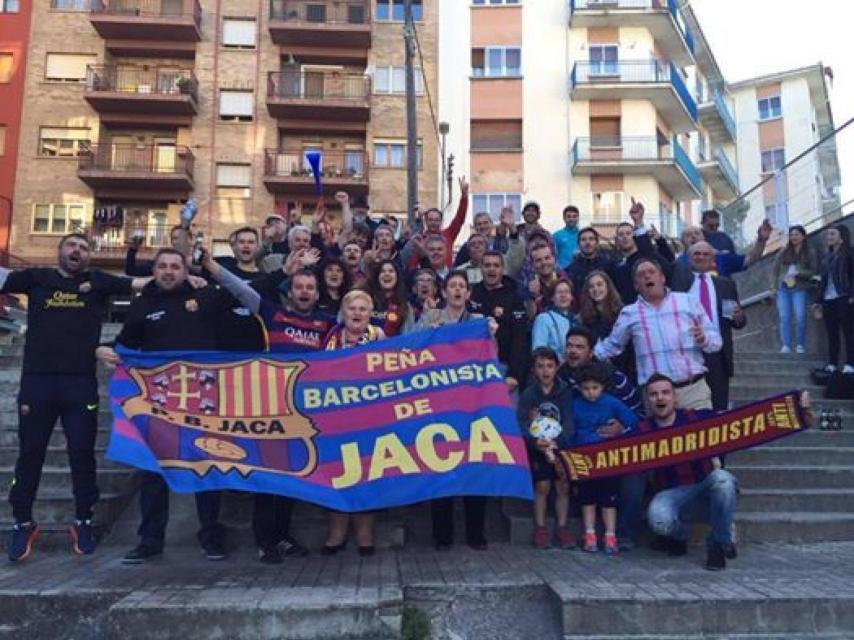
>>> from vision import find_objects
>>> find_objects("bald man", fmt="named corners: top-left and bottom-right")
top-left (673, 219), bottom-right (772, 279)
top-left (672, 241), bottom-right (746, 410)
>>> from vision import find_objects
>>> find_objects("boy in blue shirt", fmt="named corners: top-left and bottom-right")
top-left (572, 362), bottom-right (638, 554)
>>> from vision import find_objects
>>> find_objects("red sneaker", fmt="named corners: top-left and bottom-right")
top-left (555, 526), bottom-right (576, 550)
top-left (533, 526), bottom-right (551, 549)
top-left (604, 534), bottom-right (619, 556)
top-left (582, 531), bottom-right (598, 553)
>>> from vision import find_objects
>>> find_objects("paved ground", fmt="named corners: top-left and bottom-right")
top-left (2, 536), bottom-right (854, 639)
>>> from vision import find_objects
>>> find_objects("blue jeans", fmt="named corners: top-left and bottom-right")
top-left (617, 472), bottom-right (647, 542)
top-left (777, 285), bottom-right (808, 348)
top-left (646, 469), bottom-right (738, 548)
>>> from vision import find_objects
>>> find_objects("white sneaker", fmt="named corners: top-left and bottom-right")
top-left (796, 345), bottom-right (806, 354)
top-left (825, 364), bottom-right (837, 373)
top-left (780, 346), bottom-right (792, 354)
top-left (843, 365), bottom-right (854, 375)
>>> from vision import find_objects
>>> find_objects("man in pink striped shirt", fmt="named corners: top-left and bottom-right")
top-left (594, 258), bottom-right (722, 409)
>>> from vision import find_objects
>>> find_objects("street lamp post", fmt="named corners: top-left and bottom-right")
top-left (439, 121), bottom-right (449, 210)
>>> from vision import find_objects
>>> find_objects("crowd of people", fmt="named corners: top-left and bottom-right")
top-left (1, 183), bottom-right (830, 573)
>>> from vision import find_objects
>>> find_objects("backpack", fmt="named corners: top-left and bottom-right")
top-left (825, 371), bottom-right (854, 400)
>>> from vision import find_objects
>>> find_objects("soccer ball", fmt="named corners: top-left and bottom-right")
top-left (529, 415), bottom-right (562, 441)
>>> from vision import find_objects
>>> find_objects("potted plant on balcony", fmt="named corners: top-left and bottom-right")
top-left (176, 77), bottom-right (192, 95)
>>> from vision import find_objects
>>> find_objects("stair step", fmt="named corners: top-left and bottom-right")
top-left (736, 352), bottom-right (828, 365)
top-left (0, 490), bottom-right (133, 531)
top-left (0, 446), bottom-right (118, 468)
top-left (764, 429), bottom-right (854, 446)
top-left (729, 446), bottom-right (854, 466)
top-left (736, 511), bottom-right (854, 543)
top-left (731, 396), bottom-right (854, 412)
top-left (0, 466), bottom-right (136, 493)
top-left (738, 488), bottom-right (854, 513)
top-left (728, 465), bottom-right (854, 489)
top-left (0, 425), bottom-right (114, 448)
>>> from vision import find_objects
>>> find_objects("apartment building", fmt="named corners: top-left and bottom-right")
top-left (730, 64), bottom-right (841, 236)
top-left (0, 0), bottom-right (31, 261)
top-left (440, 0), bottom-right (713, 238)
top-left (9, 0), bottom-right (439, 265)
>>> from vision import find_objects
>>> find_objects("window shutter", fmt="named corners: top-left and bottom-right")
top-left (0, 54), bottom-right (12, 82)
top-left (219, 90), bottom-right (254, 117)
top-left (40, 127), bottom-right (90, 140)
top-left (471, 120), bottom-right (522, 150)
top-left (216, 164), bottom-right (251, 187)
top-left (45, 53), bottom-right (96, 80)
top-left (223, 19), bottom-right (256, 46)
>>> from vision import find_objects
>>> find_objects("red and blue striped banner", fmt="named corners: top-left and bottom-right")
top-left (107, 320), bottom-right (533, 511)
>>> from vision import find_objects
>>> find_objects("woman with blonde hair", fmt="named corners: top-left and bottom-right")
top-left (321, 289), bottom-right (385, 556)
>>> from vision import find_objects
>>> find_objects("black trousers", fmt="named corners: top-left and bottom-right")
top-left (431, 497), bottom-right (486, 546)
top-left (137, 472), bottom-right (223, 550)
top-left (704, 352), bottom-right (730, 411)
top-left (823, 298), bottom-right (854, 367)
top-left (252, 493), bottom-right (294, 549)
top-left (9, 373), bottom-right (99, 523)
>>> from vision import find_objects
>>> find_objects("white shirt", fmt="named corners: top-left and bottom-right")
top-left (688, 272), bottom-right (719, 326)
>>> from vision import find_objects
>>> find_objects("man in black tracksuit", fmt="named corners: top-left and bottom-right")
top-left (0, 233), bottom-right (137, 561)
top-left (470, 250), bottom-right (530, 396)
top-left (97, 248), bottom-right (235, 564)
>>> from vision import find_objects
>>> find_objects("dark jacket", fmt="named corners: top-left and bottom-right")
top-left (671, 272), bottom-right (745, 378)
top-left (516, 378), bottom-right (575, 448)
top-left (566, 251), bottom-right (616, 294)
top-left (820, 249), bottom-right (854, 300)
top-left (470, 275), bottom-right (530, 383)
top-left (612, 232), bottom-right (676, 304)
top-left (117, 281), bottom-right (234, 351)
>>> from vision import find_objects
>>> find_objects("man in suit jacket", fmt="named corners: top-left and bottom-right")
top-left (671, 241), bottom-right (746, 410)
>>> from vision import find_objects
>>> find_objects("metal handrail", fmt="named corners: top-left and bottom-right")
top-left (264, 149), bottom-right (368, 178)
top-left (79, 143), bottom-right (195, 178)
top-left (267, 71), bottom-right (370, 100)
top-left (91, 0), bottom-right (202, 23)
top-left (86, 65), bottom-right (198, 102)
top-left (269, 0), bottom-right (370, 24)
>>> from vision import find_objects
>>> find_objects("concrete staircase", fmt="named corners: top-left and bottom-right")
top-left (0, 324), bottom-right (140, 549)
top-left (728, 351), bottom-right (854, 544)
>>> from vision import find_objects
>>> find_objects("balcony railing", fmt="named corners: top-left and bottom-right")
top-left (269, 0), bottom-right (370, 24)
top-left (91, 0), bottom-right (201, 22)
top-left (659, 206), bottom-right (684, 238)
top-left (712, 89), bottom-right (737, 141)
top-left (267, 71), bottom-right (370, 101)
top-left (569, 0), bottom-right (694, 56)
top-left (571, 60), bottom-right (697, 121)
top-left (571, 135), bottom-right (702, 193)
top-left (264, 149), bottom-right (367, 179)
top-left (92, 218), bottom-right (171, 254)
top-left (713, 147), bottom-right (739, 193)
top-left (79, 143), bottom-right (194, 178)
top-left (85, 65), bottom-right (198, 101)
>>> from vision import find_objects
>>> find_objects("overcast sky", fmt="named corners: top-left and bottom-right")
top-left (691, 0), bottom-right (853, 206)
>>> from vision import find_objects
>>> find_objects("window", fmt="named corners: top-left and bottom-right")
top-left (758, 96), bottom-right (782, 120)
top-left (50, 0), bottom-right (88, 9)
top-left (471, 47), bottom-right (521, 77)
top-left (592, 191), bottom-right (624, 222)
top-left (45, 53), bottom-right (97, 82)
top-left (219, 89), bottom-right (253, 121)
top-left (760, 148), bottom-right (785, 174)
top-left (1, 0), bottom-right (19, 12)
top-left (376, 0), bottom-right (422, 21)
top-left (764, 201), bottom-right (788, 228)
top-left (373, 140), bottom-right (422, 169)
top-left (472, 193), bottom-right (522, 222)
top-left (471, 119), bottom-right (522, 151)
top-left (0, 53), bottom-right (12, 83)
top-left (38, 127), bottom-right (91, 157)
top-left (32, 203), bottom-right (85, 235)
top-left (0, 126), bottom-right (5, 156)
top-left (472, 0), bottom-right (520, 4)
top-left (373, 66), bottom-right (423, 94)
top-left (216, 163), bottom-right (252, 198)
top-left (588, 45), bottom-right (618, 75)
top-left (222, 18), bottom-right (256, 48)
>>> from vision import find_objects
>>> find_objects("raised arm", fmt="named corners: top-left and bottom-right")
top-left (202, 254), bottom-right (261, 314)
top-left (442, 177), bottom-right (470, 246)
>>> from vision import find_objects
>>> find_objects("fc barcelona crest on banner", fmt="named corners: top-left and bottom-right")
top-left (121, 359), bottom-right (318, 478)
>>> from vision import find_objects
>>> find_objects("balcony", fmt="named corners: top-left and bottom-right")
top-left (269, 1), bottom-right (371, 60)
top-left (89, 0), bottom-right (202, 58)
top-left (571, 135), bottom-right (702, 201)
top-left (267, 71), bottom-right (370, 130)
top-left (84, 65), bottom-right (198, 128)
top-left (90, 215), bottom-right (171, 259)
top-left (698, 147), bottom-right (739, 201)
top-left (568, 0), bottom-right (694, 67)
top-left (698, 89), bottom-right (737, 143)
top-left (78, 143), bottom-right (194, 200)
top-left (263, 149), bottom-right (368, 196)
top-left (570, 60), bottom-right (697, 132)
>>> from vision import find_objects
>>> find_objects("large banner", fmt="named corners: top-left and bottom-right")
top-left (107, 320), bottom-right (533, 512)
top-left (559, 391), bottom-right (808, 481)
